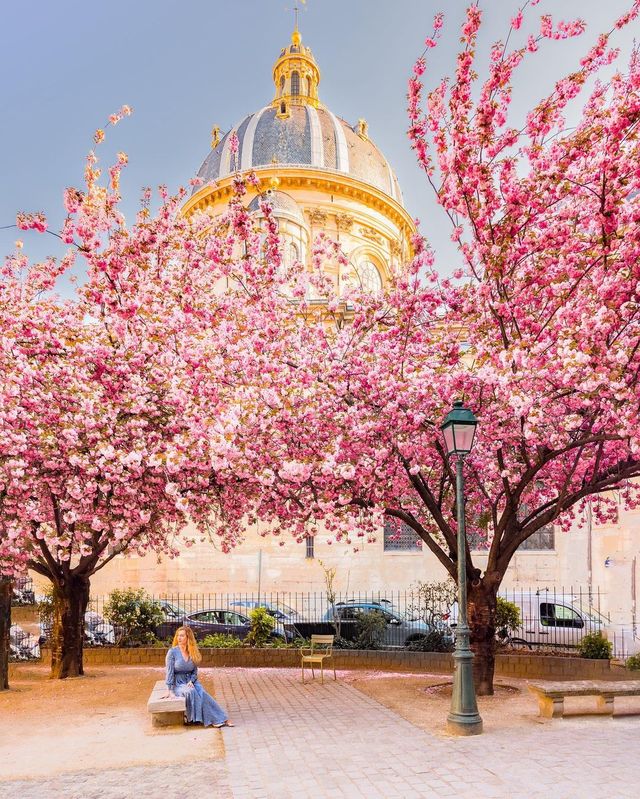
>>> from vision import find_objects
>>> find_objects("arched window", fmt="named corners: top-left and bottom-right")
top-left (280, 75), bottom-right (285, 96)
top-left (355, 260), bottom-right (383, 293)
top-left (291, 71), bottom-right (300, 96)
top-left (289, 242), bottom-right (299, 266)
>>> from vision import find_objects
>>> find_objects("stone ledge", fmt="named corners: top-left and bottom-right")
top-left (15, 647), bottom-right (634, 681)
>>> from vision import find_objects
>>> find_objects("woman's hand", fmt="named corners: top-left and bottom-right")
top-left (161, 692), bottom-right (175, 699)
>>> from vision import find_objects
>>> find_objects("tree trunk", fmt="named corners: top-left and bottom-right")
top-left (50, 574), bottom-right (90, 679)
top-left (468, 582), bottom-right (498, 696)
top-left (0, 578), bottom-right (11, 690)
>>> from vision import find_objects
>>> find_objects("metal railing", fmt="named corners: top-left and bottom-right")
top-left (24, 586), bottom-right (637, 659)
top-left (10, 577), bottom-right (35, 606)
top-left (66, 585), bottom-right (640, 659)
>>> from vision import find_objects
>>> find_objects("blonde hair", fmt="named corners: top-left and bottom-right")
top-left (172, 626), bottom-right (202, 664)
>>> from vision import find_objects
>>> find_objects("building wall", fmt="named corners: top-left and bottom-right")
top-left (85, 502), bottom-right (639, 628)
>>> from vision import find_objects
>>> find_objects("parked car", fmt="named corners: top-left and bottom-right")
top-left (320, 602), bottom-right (433, 647)
top-left (340, 598), bottom-right (414, 619)
top-left (229, 600), bottom-right (300, 623)
top-left (449, 593), bottom-right (640, 658)
top-left (153, 600), bottom-right (188, 621)
top-left (10, 624), bottom-right (41, 660)
top-left (155, 609), bottom-right (287, 642)
top-left (229, 601), bottom-right (299, 640)
top-left (11, 578), bottom-right (35, 606)
top-left (84, 611), bottom-right (116, 645)
top-left (39, 610), bottom-right (115, 646)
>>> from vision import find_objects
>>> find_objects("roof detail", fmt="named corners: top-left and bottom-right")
top-left (193, 25), bottom-right (404, 206)
top-left (196, 106), bottom-right (403, 203)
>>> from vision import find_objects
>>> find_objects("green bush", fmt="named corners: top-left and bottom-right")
top-left (495, 598), bottom-right (521, 634)
top-left (406, 630), bottom-right (454, 653)
top-left (625, 653), bottom-right (640, 671)
top-left (577, 632), bottom-right (612, 660)
top-left (200, 633), bottom-right (243, 648)
top-left (245, 606), bottom-right (275, 648)
top-left (333, 636), bottom-right (357, 650)
top-left (354, 610), bottom-right (387, 649)
top-left (103, 588), bottom-right (164, 647)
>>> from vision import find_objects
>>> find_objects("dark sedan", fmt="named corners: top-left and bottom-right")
top-left (156, 609), bottom-right (286, 642)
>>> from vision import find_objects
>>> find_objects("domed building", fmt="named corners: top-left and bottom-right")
top-left (86, 26), bottom-right (636, 623)
top-left (182, 23), bottom-right (416, 295)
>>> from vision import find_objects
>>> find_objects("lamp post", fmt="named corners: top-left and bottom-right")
top-left (441, 399), bottom-right (483, 736)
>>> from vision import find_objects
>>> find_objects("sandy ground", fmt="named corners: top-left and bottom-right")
top-left (0, 664), bottom-right (224, 781)
top-left (345, 671), bottom-right (640, 735)
top-left (2, 664), bottom-right (638, 785)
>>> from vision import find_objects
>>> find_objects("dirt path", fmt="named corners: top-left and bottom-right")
top-left (0, 664), bottom-right (224, 781)
top-left (345, 670), bottom-right (640, 733)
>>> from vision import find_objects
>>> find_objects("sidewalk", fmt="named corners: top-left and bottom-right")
top-left (2, 666), bottom-right (638, 798)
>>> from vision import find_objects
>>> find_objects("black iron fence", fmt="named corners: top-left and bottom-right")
top-left (21, 585), bottom-right (638, 659)
top-left (10, 577), bottom-right (35, 606)
top-left (68, 585), bottom-right (640, 659)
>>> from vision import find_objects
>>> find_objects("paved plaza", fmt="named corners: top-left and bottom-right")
top-left (2, 667), bottom-right (639, 798)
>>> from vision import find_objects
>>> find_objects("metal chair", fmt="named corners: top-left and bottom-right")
top-left (300, 634), bottom-right (336, 684)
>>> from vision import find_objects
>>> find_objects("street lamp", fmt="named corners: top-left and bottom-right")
top-left (441, 399), bottom-right (483, 735)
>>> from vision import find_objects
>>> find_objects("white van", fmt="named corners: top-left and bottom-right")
top-left (451, 592), bottom-right (639, 659)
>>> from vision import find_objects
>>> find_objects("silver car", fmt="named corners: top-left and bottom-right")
top-left (327, 602), bottom-right (432, 647)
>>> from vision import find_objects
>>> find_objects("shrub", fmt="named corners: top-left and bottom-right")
top-left (495, 598), bottom-right (521, 635)
top-left (407, 579), bottom-right (457, 627)
top-left (406, 630), bottom-right (454, 653)
top-left (577, 632), bottom-right (612, 660)
top-left (354, 610), bottom-right (387, 649)
top-left (245, 606), bottom-right (275, 648)
top-left (625, 653), bottom-right (640, 671)
top-left (103, 588), bottom-right (164, 647)
top-left (332, 636), bottom-right (357, 650)
top-left (200, 633), bottom-right (243, 648)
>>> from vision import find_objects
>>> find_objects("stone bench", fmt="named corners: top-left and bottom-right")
top-left (147, 680), bottom-right (186, 727)
top-left (528, 679), bottom-right (640, 718)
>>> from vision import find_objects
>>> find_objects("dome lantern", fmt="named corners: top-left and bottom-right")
top-left (272, 24), bottom-right (321, 116)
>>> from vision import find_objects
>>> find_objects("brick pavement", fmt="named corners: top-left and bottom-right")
top-left (1, 667), bottom-right (638, 798)
top-left (214, 668), bottom-right (639, 799)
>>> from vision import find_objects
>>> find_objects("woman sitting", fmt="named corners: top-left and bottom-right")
top-left (164, 626), bottom-right (234, 728)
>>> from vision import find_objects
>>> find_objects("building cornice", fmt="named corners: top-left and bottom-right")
top-left (183, 166), bottom-right (416, 241)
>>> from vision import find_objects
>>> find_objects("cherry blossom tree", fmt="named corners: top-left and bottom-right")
top-left (202, 1), bottom-right (640, 694)
top-left (0, 120), bottom-right (280, 679)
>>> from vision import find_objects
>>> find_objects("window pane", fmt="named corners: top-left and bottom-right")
top-left (540, 603), bottom-right (554, 626)
top-left (554, 605), bottom-right (580, 622)
top-left (518, 525), bottom-right (555, 551)
top-left (355, 260), bottom-right (382, 293)
top-left (383, 518), bottom-right (422, 552)
top-left (306, 535), bottom-right (315, 559)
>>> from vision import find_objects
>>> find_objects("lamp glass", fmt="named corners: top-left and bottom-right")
top-left (451, 422), bottom-right (476, 454)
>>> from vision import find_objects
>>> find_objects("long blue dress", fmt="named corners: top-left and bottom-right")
top-left (165, 646), bottom-right (229, 726)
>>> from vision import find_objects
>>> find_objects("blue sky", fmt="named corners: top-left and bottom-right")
top-left (1, 0), bottom-right (636, 282)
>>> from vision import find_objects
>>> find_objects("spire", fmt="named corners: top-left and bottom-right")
top-left (272, 17), bottom-right (321, 115)
top-left (292, 2), bottom-right (301, 46)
